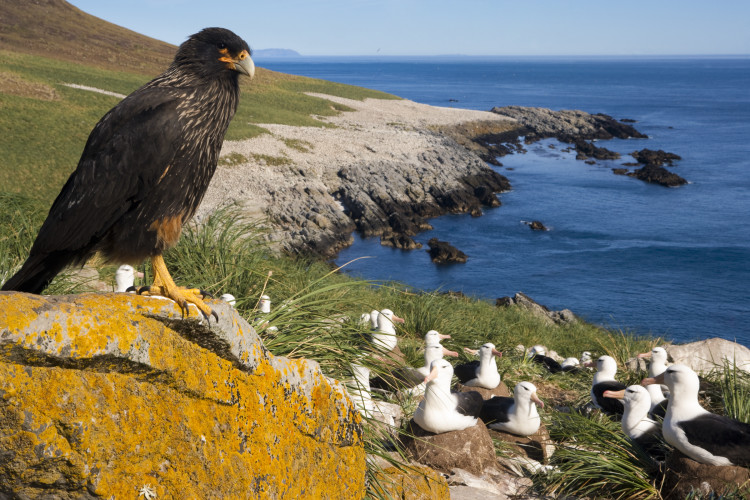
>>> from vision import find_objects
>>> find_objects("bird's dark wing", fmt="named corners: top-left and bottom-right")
top-left (31, 88), bottom-right (185, 256)
top-left (592, 381), bottom-right (626, 415)
top-left (678, 413), bottom-right (750, 467)
top-left (455, 390), bottom-right (484, 418)
top-left (562, 365), bottom-right (582, 374)
top-left (454, 360), bottom-right (480, 384)
top-left (648, 400), bottom-right (668, 420)
top-left (533, 355), bottom-right (563, 373)
top-left (479, 396), bottom-right (514, 425)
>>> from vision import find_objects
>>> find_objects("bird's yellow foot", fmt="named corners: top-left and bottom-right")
top-left (137, 255), bottom-right (218, 322)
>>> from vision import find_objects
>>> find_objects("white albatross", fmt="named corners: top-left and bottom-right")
top-left (371, 309), bottom-right (404, 352)
top-left (481, 381), bottom-right (544, 436)
top-left (604, 385), bottom-right (662, 454)
top-left (115, 264), bottom-right (143, 292)
top-left (638, 346), bottom-right (668, 418)
top-left (454, 343), bottom-right (502, 389)
top-left (643, 364), bottom-right (750, 467)
top-left (413, 359), bottom-right (483, 434)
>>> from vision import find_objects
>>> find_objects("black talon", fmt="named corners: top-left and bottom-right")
top-left (125, 286), bottom-right (138, 293)
top-left (211, 310), bottom-right (219, 322)
top-left (136, 286), bottom-right (151, 295)
top-left (199, 289), bottom-right (214, 299)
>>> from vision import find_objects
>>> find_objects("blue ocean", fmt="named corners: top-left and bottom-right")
top-left (257, 56), bottom-right (750, 347)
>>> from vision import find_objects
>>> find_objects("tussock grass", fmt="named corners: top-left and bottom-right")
top-left (543, 411), bottom-right (662, 499)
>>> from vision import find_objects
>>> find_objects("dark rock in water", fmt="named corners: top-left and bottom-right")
top-left (628, 164), bottom-right (688, 187)
top-left (661, 450), bottom-right (750, 500)
top-left (620, 118), bottom-right (637, 123)
top-left (380, 233), bottom-right (422, 250)
top-left (524, 220), bottom-right (548, 231)
top-left (584, 160), bottom-right (596, 165)
top-left (427, 238), bottom-right (468, 264)
top-left (631, 148), bottom-right (682, 167)
top-left (574, 140), bottom-right (621, 161)
top-left (612, 168), bottom-right (629, 175)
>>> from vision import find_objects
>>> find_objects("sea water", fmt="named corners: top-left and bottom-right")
top-left (257, 56), bottom-right (750, 347)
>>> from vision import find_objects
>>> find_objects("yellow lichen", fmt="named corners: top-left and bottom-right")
top-left (0, 292), bottom-right (365, 497)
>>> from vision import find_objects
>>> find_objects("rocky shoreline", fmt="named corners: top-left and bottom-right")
top-left (199, 96), bottom-right (685, 258)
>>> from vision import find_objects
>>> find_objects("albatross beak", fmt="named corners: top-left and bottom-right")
top-left (603, 389), bottom-right (625, 399)
top-left (439, 333), bottom-right (451, 340)
top-left (442, 348), bottom-right (459, 358)
top-left (492, 348), bottom-right (503, 358)
top-left (424, 365), bottom-right (439, 384)
top-left (531, 393), bottom-right (544, 408)
top-left (391, 314), bottom-right (405, 324)
top-left (641, 372), bottom-right (665, 386)
top-left (637, 352), bottom-right (652, 359)
top-left (463, 347), bottom-right (478, 356)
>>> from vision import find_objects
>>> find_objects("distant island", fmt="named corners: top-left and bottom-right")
top-left (253, 48), bottom-right (301, 58)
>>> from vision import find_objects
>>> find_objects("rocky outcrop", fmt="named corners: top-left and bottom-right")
top-left (666, 338), bottom-right (750, 374)
top-left (524, 220), bottom-right (548, 231)
top-left (489, 105), bottom-right (647, 144)
top-left (427, 238), bottom-right (468, 264)
top-left (0, 292), bottom-right (364, 498)
top-left (496, 292), bottom-right (577, 326)
top-left (630, 148), bottom-right (682, 167)
top-left (627, 164), bottom-right (688, 187)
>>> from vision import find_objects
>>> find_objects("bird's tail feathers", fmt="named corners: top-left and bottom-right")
top-left (1, 252), bottom-right (75, 294)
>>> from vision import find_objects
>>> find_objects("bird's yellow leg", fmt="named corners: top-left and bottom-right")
top-left (143, 254), bottom-right (215, 320)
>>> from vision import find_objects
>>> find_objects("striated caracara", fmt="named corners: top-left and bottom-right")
top-left (2, 27), bottom-right (255, 321)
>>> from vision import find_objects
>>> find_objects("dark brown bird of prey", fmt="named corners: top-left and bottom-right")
top-left (2, 27), bottom-right (254, 320)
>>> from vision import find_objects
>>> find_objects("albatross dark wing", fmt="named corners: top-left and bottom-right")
top-left (455, 391), bottom-right (484, 418)
top-left (592, 381), bottom-right (626, 416)
top-left (454, 360), bottom-right (480, 384)
top-left (479, 396), bottom-right (514, 425)
top-left (678, 413), bottom-right (750, 467)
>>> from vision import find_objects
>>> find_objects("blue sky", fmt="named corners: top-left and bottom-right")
top-left (67, 0), bottom-right (750, 56)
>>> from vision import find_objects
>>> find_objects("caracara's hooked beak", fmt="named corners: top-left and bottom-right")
top-left (641, 372), bottom-right (665, 386)
top-left (442, 347), bottom-right (459, 358)
top-left (424, 365), bottom-right (439, 384)
top-left (492, 348), bottom-right (503, 358)
top-left (603, 389), bottom-right (625, 400)
top-left (637, 351), bottom-right (652, 359)
top-left (220, 49), bottom-right (255, 78)
top-left (464, 347), bottom-right (478, 356)
top-left (531, 392), bottom-right (544, 408)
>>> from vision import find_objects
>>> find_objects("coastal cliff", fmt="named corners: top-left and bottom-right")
top-left (200, 96), bottom-right (685, 257)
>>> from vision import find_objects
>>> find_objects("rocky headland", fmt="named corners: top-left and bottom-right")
top-left (199, 96), bottom-right (685, 258)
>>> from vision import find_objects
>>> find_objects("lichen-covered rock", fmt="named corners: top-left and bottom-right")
top-left (370, 465), bottom-right (449, 500)
top-left (0, 292), bottom-right (365, 498)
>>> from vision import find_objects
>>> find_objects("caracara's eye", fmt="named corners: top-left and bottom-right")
top-left (218, 42), bottom-right (227, 50)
